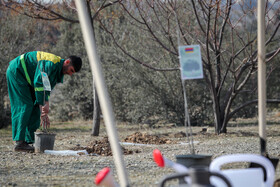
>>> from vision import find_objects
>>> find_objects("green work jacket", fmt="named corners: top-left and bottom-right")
top-left (9, 51), bottom-right (64, 106)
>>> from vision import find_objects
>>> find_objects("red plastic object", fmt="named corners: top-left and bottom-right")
top-left (95, 167), bottom-right (111, 185)
top-left (153, 149), bottom-right (165, 167)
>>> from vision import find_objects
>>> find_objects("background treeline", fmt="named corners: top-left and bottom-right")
top-left (0, 1), bottom-right (279, 131)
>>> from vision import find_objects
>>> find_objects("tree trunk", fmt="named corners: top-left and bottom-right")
top-left (220, 118), bottom-right (228, 134)
top-left (213, 110), bottom-right (227, 134)
top-left (91, 87), bottom-right (101, 136)
top-left (208, 75), bottom-right (223, 134)
top-left (86, 0), bottom-right (101, 136)
top-left (210, 85), bottom-right (227, 134)
top-left (213, 102), bottom-right (222, 134)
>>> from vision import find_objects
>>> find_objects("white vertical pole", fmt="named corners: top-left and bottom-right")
top-left (257, 0), bottom-right (266, 156)
top-left (74, 1), bottom-right (130, 186)
top-left (182, 81), bottom-right (195, 154)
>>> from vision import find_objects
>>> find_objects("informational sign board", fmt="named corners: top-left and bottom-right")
top-left (179, 45), bottom-right (203, 80)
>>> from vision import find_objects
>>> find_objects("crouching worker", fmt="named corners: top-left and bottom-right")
top-left (6, 51), bottom-right (82, 152)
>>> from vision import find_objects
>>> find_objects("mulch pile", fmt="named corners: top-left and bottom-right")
top-left (123, 132), bottom-right (176, 144)
top-left (173, 131), bottom-right (187, 138)
top-left (72, 137), bottom-right (136, 156)
top-left (71, 132), bottom-right (177, 156)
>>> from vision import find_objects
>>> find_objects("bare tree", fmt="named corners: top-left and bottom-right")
top-left (97, 0), bottom-right (280, 133)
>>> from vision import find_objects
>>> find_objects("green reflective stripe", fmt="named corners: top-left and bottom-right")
top-left (35, 87), bottom-right (44, 91)
top-left (20, 54), bottom-right (31, 85)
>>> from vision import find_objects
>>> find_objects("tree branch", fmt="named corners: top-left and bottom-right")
top-left (99, 20), bottom-right (179, 72)
top-left (228, 99), bottom-right (280, 120)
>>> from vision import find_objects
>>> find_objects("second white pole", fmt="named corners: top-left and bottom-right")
top-left (74, 1), bottom-right (130, 186)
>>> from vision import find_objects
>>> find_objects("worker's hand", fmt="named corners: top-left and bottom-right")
top-left (40, 114), bottom-right (50, 129)
top-left (39, 102), bottom-right (50, 129)
top-left (42, 101), bottom-right (49, 114)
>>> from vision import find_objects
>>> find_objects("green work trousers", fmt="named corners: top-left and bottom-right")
top-left (6, 65), bottom-right (40, 143)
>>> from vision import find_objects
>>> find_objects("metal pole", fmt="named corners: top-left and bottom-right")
top-left (182, 81), bottom-right (195, 154)
top-left (74, 1), bottom-right (130, 186)
top-left (257, 0), bottom-right (266, 156)
top-left (174, 8), bottom-right (195, 155)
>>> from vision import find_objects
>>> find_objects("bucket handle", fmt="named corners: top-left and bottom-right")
top-left (158, 171), bottom-right (232, 187)
top-left (210, 154), bottom-right (275, 187)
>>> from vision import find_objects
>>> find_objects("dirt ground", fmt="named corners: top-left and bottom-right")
top-left (1, 118), bottom-right (280, 186)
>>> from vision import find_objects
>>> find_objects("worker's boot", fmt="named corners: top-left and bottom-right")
top-left (14, 141), bottom-right (34, 152)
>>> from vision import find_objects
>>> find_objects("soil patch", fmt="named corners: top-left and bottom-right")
top-left (123, 132), bottom-right (176, 144)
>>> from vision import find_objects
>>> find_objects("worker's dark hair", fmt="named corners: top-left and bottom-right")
top-left (68, 56), bottom-right (82, 72)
